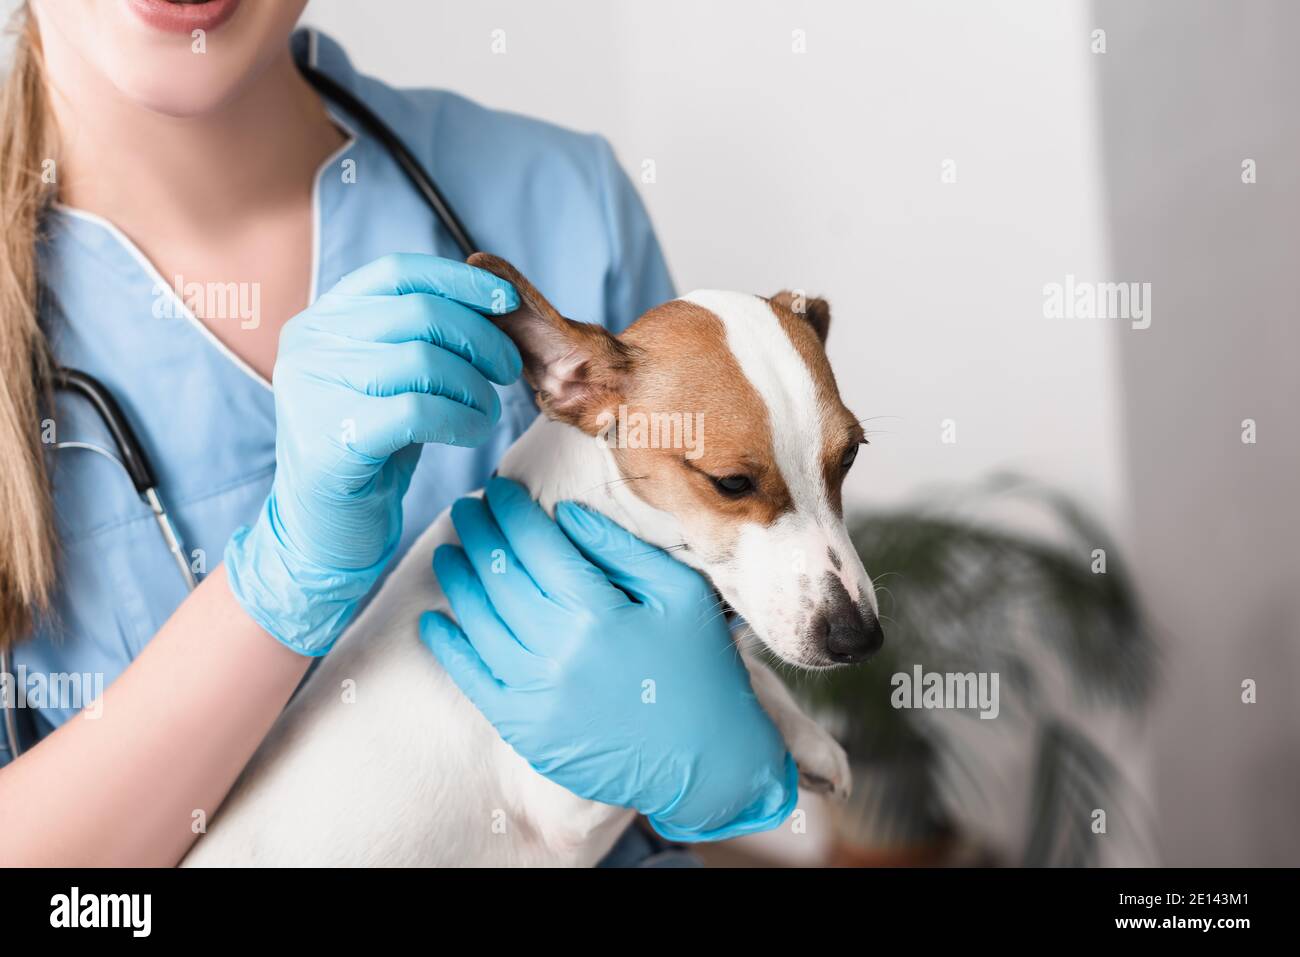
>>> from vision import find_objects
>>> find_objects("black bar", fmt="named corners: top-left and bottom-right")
top-left (0, 866), bottom-right (1284, 943)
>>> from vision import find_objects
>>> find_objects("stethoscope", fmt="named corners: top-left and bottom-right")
top-left (0, 58), bottom-right (479, 762)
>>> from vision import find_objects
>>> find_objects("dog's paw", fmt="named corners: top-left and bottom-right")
top-left (788, 722), bottom-right (852, 802)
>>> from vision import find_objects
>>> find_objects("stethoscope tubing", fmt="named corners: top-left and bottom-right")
top-left (296, 62), bottom-right (478, 260)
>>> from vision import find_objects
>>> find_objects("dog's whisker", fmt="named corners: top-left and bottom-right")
top-left (583, 474), bottom-right (649, 495)
top-left (704, 610), bottom-right (732, 630)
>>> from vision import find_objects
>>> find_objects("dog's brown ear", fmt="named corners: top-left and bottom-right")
top-left (769, 290), bottom-right (831, 344)
top-left (469, 252), bottom-right (636, 433)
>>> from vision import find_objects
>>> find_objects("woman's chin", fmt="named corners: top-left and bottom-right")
top-left (103, 55), bottom-right (261, 118)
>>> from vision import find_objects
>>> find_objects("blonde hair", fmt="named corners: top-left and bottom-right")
top-left (0, 3), bottom-right (57, 652)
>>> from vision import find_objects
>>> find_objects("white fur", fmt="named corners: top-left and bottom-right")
top-left (184, 412), bottom-right (849, 867)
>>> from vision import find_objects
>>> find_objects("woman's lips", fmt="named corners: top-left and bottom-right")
top-left (125, 0), bottom-right (242, 35)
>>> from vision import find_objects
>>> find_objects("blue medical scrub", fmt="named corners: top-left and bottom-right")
top-left (2, 30), bottom-right (680, 862)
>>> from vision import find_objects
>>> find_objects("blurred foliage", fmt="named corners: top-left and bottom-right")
top-left (780, 475), bottom-right (1156, 864)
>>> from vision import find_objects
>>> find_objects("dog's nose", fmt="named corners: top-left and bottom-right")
top-left (818, 609), bottom-right (884, 663)
top-left (812, 573), bottom-right (885, 663)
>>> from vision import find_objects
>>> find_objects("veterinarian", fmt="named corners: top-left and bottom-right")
top-left (0, 2), bottom-right (796, 865)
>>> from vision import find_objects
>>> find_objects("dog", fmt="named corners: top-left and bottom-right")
top-left (183, 254), bottom-right (883, 866)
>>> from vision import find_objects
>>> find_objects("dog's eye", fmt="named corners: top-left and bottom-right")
top-left (713, 474), bottom-right (754, 497)
top-left (841, 443), bottom-right (860, 471)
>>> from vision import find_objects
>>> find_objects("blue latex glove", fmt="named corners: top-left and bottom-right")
top-left (225, 254), bottom-right (522, 656)
top-left (419, 477), bottom-right (798, 842)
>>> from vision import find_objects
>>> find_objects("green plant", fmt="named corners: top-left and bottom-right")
top-left (780, 475), bottom-right (1156, 866)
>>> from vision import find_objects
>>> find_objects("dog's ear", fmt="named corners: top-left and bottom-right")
top-left (769, 290), bottom-right (831, 344)
top-left (469, 252), bottom-right (636, 433)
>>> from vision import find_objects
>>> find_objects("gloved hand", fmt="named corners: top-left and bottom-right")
top-left (225, 254), bottom-right (522, 656)
top-left (419, 477), bottom-right (798, 842)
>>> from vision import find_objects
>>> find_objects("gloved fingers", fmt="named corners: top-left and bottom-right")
top-left (647, 751), bottom-right (799, 843)
top-left (349, 393), bottom-right (496, 458)
top-left (310, 294), bottom-right (522, 387)
top-left (432, 544), bottom-right (546, 684)
top-left (330, 253), bottom-right (520, 316)
top-left (483, 477), bottom-right (626, 610)
top-left (447, 496), bottom-right (550, 633)
top-left (553, 501), bottom-right (704, 605)
top-left (327, 340), bottom-right (502, 421)
top-left (418, 610), bottom-right (507, 712)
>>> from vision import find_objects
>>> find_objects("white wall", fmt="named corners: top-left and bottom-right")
top-left (302, 0), bottom-right (1127, 523)
top-left (1092, 0), bottom-right (1300, 866)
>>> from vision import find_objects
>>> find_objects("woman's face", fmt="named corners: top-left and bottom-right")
top-left (32, 0), bottom-right (309, 117)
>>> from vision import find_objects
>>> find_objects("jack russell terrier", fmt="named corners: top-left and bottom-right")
top-left (184, 254), bottom-right (883, 866)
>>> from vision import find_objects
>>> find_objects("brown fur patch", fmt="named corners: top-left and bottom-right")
top-left (769, 290), bottom-right (831, 343)
top-left (610, 300), bottom-right (795, 544)
top-left (469, 252), bottom-right (635, 432)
